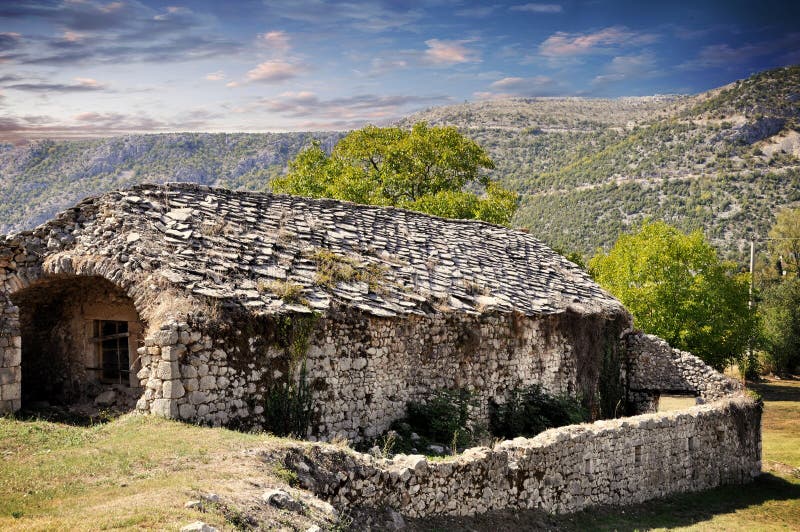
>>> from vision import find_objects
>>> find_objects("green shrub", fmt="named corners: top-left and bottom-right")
top-left (489, 385), bottom-right (588, 440)
top-left (406, 388), bottom-right (477, 448)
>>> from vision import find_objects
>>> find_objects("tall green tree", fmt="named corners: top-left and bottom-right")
top-left (589, 221), bottom-right (757, 370)
top-left (768, 207), bottom-right (800, 276)
top-left (271, 123), bottom-right (518, 225)
top-left (759, 277), bottom-right (800, 374)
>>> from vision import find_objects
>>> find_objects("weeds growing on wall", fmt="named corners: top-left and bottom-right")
top-left (262, 314), bottom-right (319, 438)
top-left (488, 385), bottom-right (589, 439)
top-left (362, 385), bottom-right (591, 457)
top-left (598, 340), bottom-right (626, 419)
top-left (357, 387), bottom-right (482, 457)
top-left (308, 248), bottom-right (387, 293)
top-left (263, 361), bottom-right (314, 438)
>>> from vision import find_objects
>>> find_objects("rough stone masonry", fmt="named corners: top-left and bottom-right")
top-left (0, 183), bottom-right (761, 518)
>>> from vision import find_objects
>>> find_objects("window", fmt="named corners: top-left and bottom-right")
top-left (92, 320), bottom-right (130, 385)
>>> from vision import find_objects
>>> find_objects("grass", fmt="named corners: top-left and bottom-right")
top-left (2, 379), bottom-right (799, 531)
top-left (257, 279), bottom-right (307, 304)
top-left (307, 248), bottom-right (387, 292)
top-left (0, 414), bottom-right (304, 531)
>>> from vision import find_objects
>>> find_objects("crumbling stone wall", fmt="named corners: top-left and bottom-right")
top-left (626, 332), bottom-right (743, 413)
top-left (283, 396), bottom-right (761, 518)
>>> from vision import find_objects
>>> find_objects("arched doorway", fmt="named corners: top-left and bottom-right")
top-left (10, 275), bottom-right (144, 412)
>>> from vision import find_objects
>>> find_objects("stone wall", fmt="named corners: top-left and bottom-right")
top-left (283, 396), bottom-right (761, 518)
top-left (135, 307), bottom-right (628, 442)
top-left (626, 332), bottom-right (743, 413)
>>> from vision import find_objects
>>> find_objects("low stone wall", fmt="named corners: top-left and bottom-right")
top-left (283, 396), bottom-right (761, 518)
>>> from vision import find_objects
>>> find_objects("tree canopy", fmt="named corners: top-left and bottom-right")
top-left (270, 123), bottom-right (518, 225)
top-left (589, 221), bottom-right (757, 370)
top-left (768, 207), bottom-right (800, 276)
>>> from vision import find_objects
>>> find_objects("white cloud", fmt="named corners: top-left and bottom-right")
top-left (483, 75), bottom-right (564, 97)
top-left (205, 70), bottom-right (225, 81)
top-left (242, 60), bottom-right (304, 83)
top-left (592, 52), bottom-right (659, 85)
top-left (424, 39), bottom-right (480, 65)
top-left (258, 30), bottom-right (291, 53)
top-left (539, 26), bottom-right (658, 57)
top-left (73, 77), bottom-right (102, 88)
top-left (510, 3), bottom-right (563, 13)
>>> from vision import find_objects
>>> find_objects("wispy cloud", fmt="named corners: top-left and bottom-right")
top-left (261, 0), bottom-right (424, 33)
top-left (0, 107), bottom-right (224, 142)
top-left (5, 77), bottom-right (109, 92)
top-left (678, 34), bottom-right (800, 70)
top-left (510, 3), bottom-right (563, 13)
top-left (258, 31), bottom-right (291, 54)
top-left (424, 39), bottom-right (480, 65)
top-left (231, 60), bottom-right (305, 86)
top-left (592, 52), bottom-right (659, 85)
top-left (0, 32), bottom-right (21, 51)
top-left (252, 91), bottom-right (450, 126)
top-left (0, 1), bottom-right (241, 66)
top-left (539, 26), bottom-right (658, 56)
top-left (478, 75), bottom-right (565, 98)
top-left (358, 57), bottom-right (409, 77)
top-left (205, 71), bottom-right (225, 81)
top-left (455, 5), bottom-right (500, 18)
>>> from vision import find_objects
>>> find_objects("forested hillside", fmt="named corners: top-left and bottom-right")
top-left (1, 66), bottom-right (798, 261)
top-left (0, 132), bottom-right (342, 233)
top-left (405, 65), bottom-right (800, 258)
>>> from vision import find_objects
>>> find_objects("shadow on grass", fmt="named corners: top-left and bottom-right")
top-left (406, 473), bottom-right (800, 531)
top-left (749, 379), bottom-right (800, 402)
top-left (10, 405), bottom-right (120, 427)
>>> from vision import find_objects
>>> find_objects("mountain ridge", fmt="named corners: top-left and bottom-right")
top-left (2, 65), bottom-right (798, 261)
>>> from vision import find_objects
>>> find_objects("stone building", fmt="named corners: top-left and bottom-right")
top-left (0, 182), bottom-right (636, 435)
top-left (0, 183), bottom-right (761, 515)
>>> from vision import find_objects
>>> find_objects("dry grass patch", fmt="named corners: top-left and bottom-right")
top-left (0, 414), bottom-right (331, 531)
top-left (308, 248), bottom-right (387, 293)
top-left (257, 279), bottom-right (306, 304)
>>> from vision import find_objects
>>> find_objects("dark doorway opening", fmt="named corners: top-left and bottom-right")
top-left (10, 275), bottom-right (143, 415)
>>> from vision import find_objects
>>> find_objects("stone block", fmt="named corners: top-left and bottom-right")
top-left (163, 380), bottom-right (186, 399)
top-left (151, 398), bottom-right (178, 418)
top-left (156, 360), bottom-right (179, 380)
top-left (184, 378), bottom-right (199, 392)
top-left (188, 391), bottom-right (207, 405)
top-left (0, 366), bottom-right (20, 385)
top-left (2, 347), bottom-right (20, 367)
top-left (154, 329), bottom-right (179, 346)
top-left (179, 403), bottom-right (197, 420)
top-left (161, 344), bottom-right (187, 362)
top-left (181, 364), bottom-right (198, 379)
top-left (199, 375), bottom-right (217, 391)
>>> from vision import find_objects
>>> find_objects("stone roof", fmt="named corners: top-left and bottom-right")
top-left (5, 183), bottom-right (628, 319)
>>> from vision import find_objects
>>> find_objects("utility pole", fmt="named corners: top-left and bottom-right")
top-left (746, 239), bottom-right (755, 382)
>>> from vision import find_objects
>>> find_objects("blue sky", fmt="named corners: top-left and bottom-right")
top-left (1, 0), bottom-right (798, 140)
